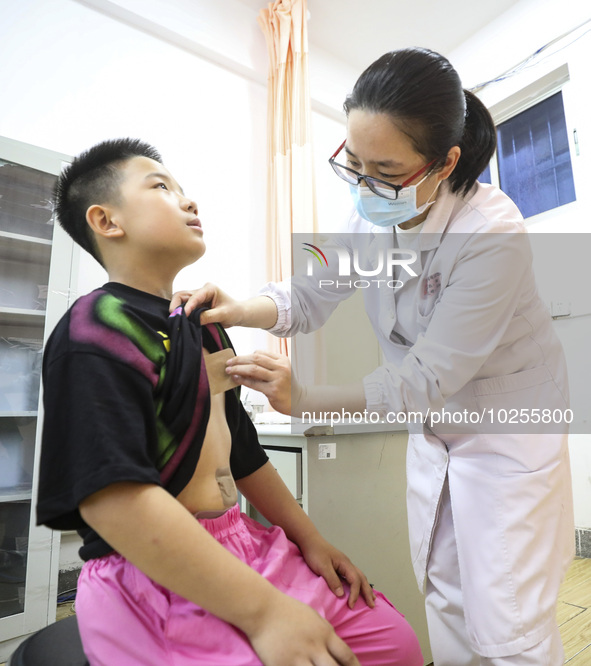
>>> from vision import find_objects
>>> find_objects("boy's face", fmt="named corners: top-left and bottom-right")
top-left (107, 156), bottom-right (205, 267)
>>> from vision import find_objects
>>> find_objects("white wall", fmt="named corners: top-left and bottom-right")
top-left (0, 0), bottom-right (353, 359)
top-left (449, 0), bottom-right (591, 529)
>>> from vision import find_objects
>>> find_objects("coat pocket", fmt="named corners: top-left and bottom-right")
top-left (473, 365), bottom-right (569, 436)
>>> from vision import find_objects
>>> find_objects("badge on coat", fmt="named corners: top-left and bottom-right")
top-left (423, 272), bottom-right (442, 297)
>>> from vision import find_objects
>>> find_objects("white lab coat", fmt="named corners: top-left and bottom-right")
top-left (262, 181), bottom-right (575, 658)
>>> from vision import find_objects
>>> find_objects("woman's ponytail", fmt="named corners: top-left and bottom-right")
top-left (450, 90), bottom-right (497, 195)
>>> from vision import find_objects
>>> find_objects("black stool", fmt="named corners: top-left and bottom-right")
top-left (7, 615), bottom-right (88, 666)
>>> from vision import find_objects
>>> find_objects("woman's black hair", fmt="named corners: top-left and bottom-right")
top-left (343, 47), bottom-right (496, 195)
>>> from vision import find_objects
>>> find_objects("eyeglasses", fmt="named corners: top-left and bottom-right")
top-left (329, 139), bottom-right (435, 200)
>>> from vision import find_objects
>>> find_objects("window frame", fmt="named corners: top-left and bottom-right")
top-left (484, 64), bottom-right (578, 222)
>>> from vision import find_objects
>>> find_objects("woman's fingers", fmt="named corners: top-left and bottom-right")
top-left (226, 351), bottom-right (293, 415)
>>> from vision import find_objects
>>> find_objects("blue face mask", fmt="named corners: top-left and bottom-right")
top-left (349, 176), bottom-right (438, 227)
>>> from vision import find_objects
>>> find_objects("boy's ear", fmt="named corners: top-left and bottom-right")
top-left (86, 205), bottom-right (125, 239)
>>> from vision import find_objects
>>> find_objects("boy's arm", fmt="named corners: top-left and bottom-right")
top-left (80, 481), bottom-right (359, 666)
top-left (236, 462), bottom-right (375, 609)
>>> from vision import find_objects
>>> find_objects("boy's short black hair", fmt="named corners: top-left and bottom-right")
top-left (54, 138), bottom-right (162, 266)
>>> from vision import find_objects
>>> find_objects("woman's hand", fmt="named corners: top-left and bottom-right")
top-left (298, 533), bottom-right (376, 610)
top-left (170, 283), bottom-right (245, 326)
top-left (170, 284), bottom-right (279, 329)
top-left (226, 351), bottom-right (300, 415)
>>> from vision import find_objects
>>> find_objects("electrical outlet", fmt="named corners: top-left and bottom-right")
top-left (318, 443), bottom-right (337, 459)
top-left (551, 301), bottom-right (571, 317)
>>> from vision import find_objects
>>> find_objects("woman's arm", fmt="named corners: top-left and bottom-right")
top-left (170, 234), bottom-right (358, 337)
top-left (170, 283), bottom-right (278, 329)
top-left (79, 481), bottom-right (359, 666)
top-left (224, 350), bottom-right (366, 416)
top-left (227, 230), bottom-right (541, 423)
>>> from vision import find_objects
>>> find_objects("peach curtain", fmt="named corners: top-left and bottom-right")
top-left (258, 0), bottom-right (318, 359)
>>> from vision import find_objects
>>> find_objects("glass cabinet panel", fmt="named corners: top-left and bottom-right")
top-left (0, 160), bottom-right (55, 240)
top-left (0, 500), bottom-right (30, 618)
top-left (0, 158), bottom-right (56, 620)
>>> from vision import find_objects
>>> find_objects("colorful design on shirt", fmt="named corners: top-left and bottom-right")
top-left (70, 291), bottom-right (166, 389)
top-left (69, 289), bottom-right (236, 488)
top-left (158, 331), bottom-right (171, 352)
top-left (70, 291), bottom-right (174, 467)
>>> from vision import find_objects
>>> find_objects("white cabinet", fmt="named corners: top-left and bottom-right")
top-left (0, 136), bottom-right (77, 658)
top-left (252, 425), bottom-right (433, 665)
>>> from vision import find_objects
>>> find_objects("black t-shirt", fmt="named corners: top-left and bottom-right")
top-left (36, 283), bottom-right (268, 560)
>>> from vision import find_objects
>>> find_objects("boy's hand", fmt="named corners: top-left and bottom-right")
top-left (298, 534), bottom-right (376, 610)
top-left (247, 595), bottom-right (360, 666)
top-left (170, 283), bottom-right (245, 326)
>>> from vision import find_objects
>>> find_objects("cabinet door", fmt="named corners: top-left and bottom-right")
top-left (0, 136), bottom-right (74, 650)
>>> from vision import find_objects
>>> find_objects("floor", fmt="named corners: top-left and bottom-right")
top-left (557, 557), bottom-right (591, 664)
top-left (2, 558), bottom-right (590, 665)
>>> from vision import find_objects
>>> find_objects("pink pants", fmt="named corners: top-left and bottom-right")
top-left (76, 505), bottom-right (422, 665)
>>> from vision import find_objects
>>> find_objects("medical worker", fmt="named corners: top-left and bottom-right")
top-left (175, 48), bottom-right (575, 665)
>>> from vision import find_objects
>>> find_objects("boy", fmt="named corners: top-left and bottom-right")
top-left (36, 139), bottom-right (422, 666)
